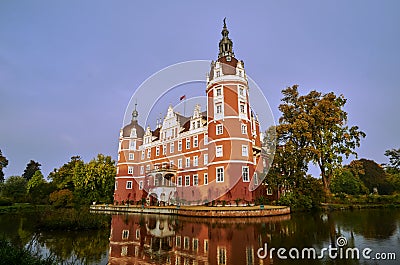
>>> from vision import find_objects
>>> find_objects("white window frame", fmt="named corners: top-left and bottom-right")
top-left (267, 187), bottom-right (273, 195)
top-left (254, 172), bottom-right (258, 186)
top-left (140, 166), bottom-right (144, 174)
top-left (163, 145), bottom-right (167, 155)
top-left (204, 173), bottom-right (208, 185)
top-left (177, 176), bottom-right (182, 187)
top-left (186, 138), bottom-right (191, 149)
top-left (204, 134), bottom-right (208, 144)
top-left (240, 103), bottom-right (246, 114)
top-left (216, 87), bottom-right (222, 96)
top-left (115, 181), bottom-right (118, 190)
top-left (128, 166), bottom-right (133, 174)
top-left (156, 146), bottom-right (160, 156)
top-left (242, 145), bottom-right (248, 157)
top-left (129, 153), bottom-right (134, 160)
top-left (170, 142), bottom-right (174, 153)
top-left (178, 158), bottom-right (182, 168)
top-left (242, 166), bottom-right (249, 182)
top-left (193, 156), bottom-right (198, 167)
top-left (147, 149), bottom-right (151, 158)
top-left (216, 124), bottom-right (223, 135)
top-left (216, 167), bottom-right (224, 183)
top-left (186, 157), bottom-right (190, 168)
top-left (193, 135), bottom-right (198, 147)
top-left (178, 140), bottom-right (182, 151)
top-left (193, 174), bottom-right (198, 186)
top-left (185, 175), bottom-right (190, 186)
top-left (216, 103), bottom-right (222, 114)
top-left (141, 150), bottom-right (145, 160)
top-left (126, 181), bottom-right (133, 189)
top-left (122, 230), bottom-right (129, 239)
top-left (204, 154), bottom-right (208, 165)
top-left (129, 140), bottom-right (136, 150)
top-left (139, 180), bottom-right (143, 190)
top-left (241, 124), bottom-right (247, 134)
top-left (216, 145), bottom-right (223, 157)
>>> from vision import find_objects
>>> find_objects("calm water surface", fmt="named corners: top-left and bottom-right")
top-left (1, 209), bottom-right (399, 265)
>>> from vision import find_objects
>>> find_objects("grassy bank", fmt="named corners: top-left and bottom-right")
top-left (322, 194), bottom-right (400, 211)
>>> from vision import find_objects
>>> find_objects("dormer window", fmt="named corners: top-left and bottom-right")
top-left (216, 88), bottom-right (222, 96)
top-left (216, 71), bottom-right (220, 77)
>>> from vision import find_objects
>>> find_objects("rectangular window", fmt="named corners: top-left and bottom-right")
top-left (176, 236), bottom-right (181, 247)
top-left (239, 86), bottom-right (245, 96)
top-left (184, 236), bottom-right (190, 250)
top-left (240, 104), bottom-right (245, 114)
top-left (216, 124), bottom-right (223, 135)
top-left (146, 164), bottom-right (150, 172)
top-left (204, 134), bottom-right (208, 144)
top-left (129, 140), bottom-right (136, 150)
top-left (156, 146), bottom-right (160, 156)
top-left (122, 230), bottom-right (129, 239)
top-left (177, 176), bottom-right (182, 187)
top-left (136, 229), bottom-right (140, 240)
top-left (186, 138), bottom-right (191, 149)
top-left (126, 181), bottom-right (132, 189)
top-left (139, 181), bottom-right (143, 190)
top-left (242, 145), bottom-right (248, 156)
top-left (193, 156), bottom-right (198, 166)
top-left (185, 175), bottom-right (190, 186)
top-left (186, 157), bottom-right (190, 168)
top-left (141, 150), bottom-right (145, 160)
top-left (267, 187), bottom-right (273, 195)
top-left (242, 166), bottom-right (249, 182)
top-left (216, 103), bottom-right (222, 114)
top-left (178, 158), bottom-right (182, 168)
top-left (204, 173), bottom-right (208, 185)
top-left (128, 166), bottom-right (133, 174)
top-left (193, 135), bottom-right (198, 147)
top-left (178, 140), bottom-right (182, 151)
top-left (193, 238), bottom-right (199, 252)
top-left (216, 146), bottom-right (223, 157)
top-left (129, 153), bottom-right (134, 160)
top-left (241, 124), bottom-right (247, 134)
top-left (254, 172), bottom-right (258, 186)
top-left (216, 167), bottom-right (224, 183)
top-left (147, 149), bottom-right (151, 158)
top-left (163, 145), bottom-right (167, 155)
top-left (216, 87), bottom-right (222, 96)
top-left (140, 166), bottom-right (144, 174)
top-left (115, 181), bottom-right (118, 190)
top-left (217, 247), bottom-right (227, 265)
top-left (193, 174), bottom-right (198, 186)
top-left (204, 154), bottom-right (208, 165)
top-left (170, 142), bottom-right (174, 153)
top-left (204, 239), bottom-right (209, 253)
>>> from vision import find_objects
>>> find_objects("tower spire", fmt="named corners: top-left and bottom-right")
top-left (218, 18), bottom-right (234, 59)
top-left (132, 102), bottom-right (138, 122)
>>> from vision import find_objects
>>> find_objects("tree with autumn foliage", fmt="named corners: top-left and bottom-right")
top-left (277, 85), bottom-right (365, 193)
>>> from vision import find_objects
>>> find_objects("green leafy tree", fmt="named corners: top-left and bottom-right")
top-left (384, 148), bottom-right (400, 173)
top-left (73, 154), bottom-right (116, 204)
top-left (347, 159), bottom-right (393, 194)
top-left (26, 170), bottom-right (45, 193)
top-left (48, 156), bottom-right (84, 190)
top-left (278, 85), bottom-right (365, 193)
top-left (26, 170), bottom-right (56, 204)
top-left (22, 160), bottom-right (41, 181)
top-left (1, 176), bottom-right (27, 202)
top-left (0, 149), bottom-right (9, 183)
top-left (49, 189), bottom-right (74, 208)
top-left (330, 169), bottom-right (367, 195)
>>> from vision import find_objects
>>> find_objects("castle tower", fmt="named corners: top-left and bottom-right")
top-left (206, 19), bottom-right (257, 202)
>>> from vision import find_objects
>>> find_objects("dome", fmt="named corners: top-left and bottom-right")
top-left (122, 120), bottom-right (145, 138)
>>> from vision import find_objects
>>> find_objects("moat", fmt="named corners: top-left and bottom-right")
top-left (1, 208), bottom-right (399, 264)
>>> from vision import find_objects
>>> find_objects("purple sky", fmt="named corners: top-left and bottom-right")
top-left (1, 1), bottom-right (399, 178)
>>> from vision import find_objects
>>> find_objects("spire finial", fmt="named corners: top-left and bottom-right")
top-left (218, 18), bottom-right (234, 59)
top-left (132, 100), bottom-right (138, 122)
top-left (223, 17), bottom-right (226, 28)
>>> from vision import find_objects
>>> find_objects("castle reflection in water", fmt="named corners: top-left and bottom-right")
top-left (108, 213), bottom-right (290, 265)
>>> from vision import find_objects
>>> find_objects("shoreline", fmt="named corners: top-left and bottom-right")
top-left (90, 204), bottom-right (291, 218)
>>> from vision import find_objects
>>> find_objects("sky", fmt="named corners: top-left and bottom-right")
top-left (1, 0), bottom-right (399, 178)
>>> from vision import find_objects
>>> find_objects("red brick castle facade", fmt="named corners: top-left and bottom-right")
top-left (114, 20), bottom-right (268, 206)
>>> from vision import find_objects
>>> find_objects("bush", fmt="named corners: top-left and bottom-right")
top-left (0, 197), bottom-right (12, 206)
top-left (49, 189), bottom-right (74, 208)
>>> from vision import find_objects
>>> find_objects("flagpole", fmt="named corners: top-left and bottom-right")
top-left (184, 97), bottom-right (186, 116)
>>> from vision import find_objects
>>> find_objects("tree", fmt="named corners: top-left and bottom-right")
top-left (347, 159), bottom-right (393, 194)
top-left (384, 148), bottom-right (400, 172)
top-left (48, 156), bottom-right (84, 190)
top-left (330, 169), bottom-right (367, 195)
top-left (1, 176), bottom-right (27, 202)
top-left (73, 154), bottom-right (116, 204)
top-left (26, 170), bottom-right (46, 193)
top-left (0, 149), bottom-right (9, 183)
top-left (278, 85), bottom-right (365, 193)
top-left (22, 160), bottom-right (41, 182)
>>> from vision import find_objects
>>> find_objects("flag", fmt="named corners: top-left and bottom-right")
top-left (180, 95), bottom-right (186, 101)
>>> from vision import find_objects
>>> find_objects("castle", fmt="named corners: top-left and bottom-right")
top-left (114, 20), bottom-right (270, 206)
